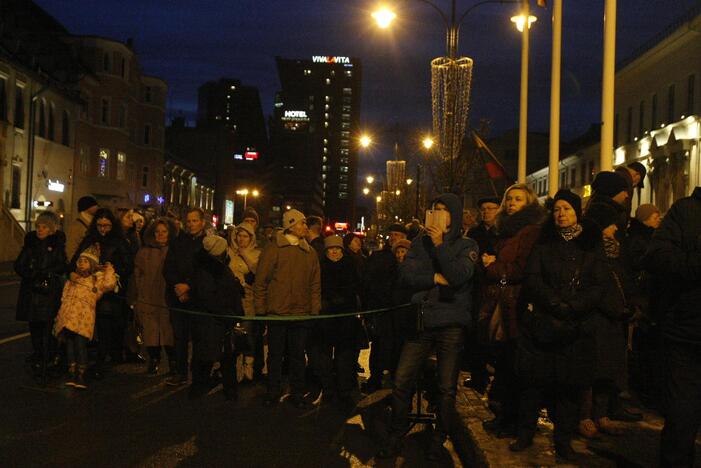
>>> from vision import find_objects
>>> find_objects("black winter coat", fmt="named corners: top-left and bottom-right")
top-left (73, 232), bottom-right (134, 316)
top-left (320, 255), bottom-right (361, 345)
top-left (163, 231), bottom-right (205, 309)
top-left (15, 231), bottom-right (67, 322)
top-left (362, 246), bottom-right (396, 309)
top-left (516, 221), bottom-right (606, 387)
top-left (646, 187), bottom-right (701, 343)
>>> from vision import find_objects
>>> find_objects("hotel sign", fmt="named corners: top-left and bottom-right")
top-left (312, 56), bottom-right (350, 64)
top-left (283, 110), bottom-right (309, 121)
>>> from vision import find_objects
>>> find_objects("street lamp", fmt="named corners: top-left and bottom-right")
top-left (359, 134), bottom-right (373, 148)
top-left (363, 187), bottom-right (370, 195)
top-left (422, 136), bottom-right (434, 150)
top-left (236, 188), bottom-right (260, 210)
top-left (372, 8), bottom-right (396, 28)
top-left (366, 175), bottom-right (375, 184)
top-left (406, 178), bottom-right (413, 185)
top-left (512, 1), bottom-right (536, 183)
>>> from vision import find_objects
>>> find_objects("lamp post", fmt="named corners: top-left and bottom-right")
top-left (600, 0), bottom-right (617, 172)
top-left (236, 188), bottom-right (260, 213)
top-left (547, 0), bottom-right (563, 196)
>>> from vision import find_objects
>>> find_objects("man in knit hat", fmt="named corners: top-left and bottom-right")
top-left (254, 209), bottom-right (321, 408)
top-left (65, 195), bottom-right (98, 260)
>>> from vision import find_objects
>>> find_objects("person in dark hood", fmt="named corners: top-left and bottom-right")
top-left (378, 193), bottom-right (479, 460)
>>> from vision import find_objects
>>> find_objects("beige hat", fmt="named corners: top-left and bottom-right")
top-left (79, 244), bottom-right (100, 265)
top-left (324, 235), bottom-right (344, 250)
top-left (635, 204), bottom-right (659, 223)
top-left (203, 235), bottom-right (228, 257)
top-left (282, 209), bottom-right (306, 230)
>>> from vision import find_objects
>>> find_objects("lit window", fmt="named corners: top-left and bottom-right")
top-left (323, 156), bottom-right (328, 162)
top-left (323, 147), bottom-right (328, 154)
top-left (325, 78), bottom-right (331, 85)
top-left (341, 131), bottom-right (350, 138)
top-left (340, 166), bottom-right (349, 173)
top-left (324, 113), bottom-right (329, 119)
top-left (345, 70), bottom-right (353, 77)
top-left (98, 149), bottom-right (109, 177)
top-left (324, 122), bottom-right (329, 128)
top-left (323, 139), bottom-right (328, 144)
top-left (341, 139), bottom-right (349, 147)
top-left (325, 96), bottom-right (330, 102)
top-left (117, 152), bottom-right (126, 180)
top-left (142, 165), bottom-right (149, 188)
top-left (339, 192), bottom-right (348, 199)
top-left (304, 69), bottom-right (311, 76)
top-left (325, 104), bottom-right (329, 110)
top-left (343, 88), bottom-right (352, 95)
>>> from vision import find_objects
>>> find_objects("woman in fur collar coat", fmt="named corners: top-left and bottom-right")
top-left (479, 183), bottom-right (546, 438)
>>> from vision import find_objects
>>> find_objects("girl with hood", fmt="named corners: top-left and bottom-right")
top-left (510, 190), bottom-right (606, 461)
top-left (72, 208), bottom-right (134, 379)
top-left (379, 193), bottom-right (479, 459)
top-left (54, 245), bottom-right (116, 389)
top-left (227, 222), bottom-right (261, 382)
top-left (133, 218), bottom-right (176, 375)
top-left (15, 211), bottom-right (67, 376)
top-left (479, 183), bottom-right (546, 437)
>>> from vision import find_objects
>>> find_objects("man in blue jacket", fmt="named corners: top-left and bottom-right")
top-left (378, 193), bottom-right (479, 460)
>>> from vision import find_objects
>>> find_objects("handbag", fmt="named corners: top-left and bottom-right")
top-left (526, 266), bottom-right (582, 346)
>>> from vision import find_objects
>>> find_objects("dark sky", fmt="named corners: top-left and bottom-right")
top-left (36, 0), bottom-right (700, 145)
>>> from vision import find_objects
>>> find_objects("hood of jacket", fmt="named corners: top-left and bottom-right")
top-left (229, 221), bottom-right (258, 252)
top-left (496, 203), bottom-right (547, 238)
top-left (432, 192), bottom-right (463, 242)
top-left (142, 217), bottom-right (177, 248)
top-left (274, 230), bottom-right (311, 252)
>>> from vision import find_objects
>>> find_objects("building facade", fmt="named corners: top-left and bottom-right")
top-left (270, 55), bottom-right (362, 223)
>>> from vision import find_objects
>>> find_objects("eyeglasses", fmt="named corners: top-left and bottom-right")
top-left (97, 223), bottom-right (112, 229)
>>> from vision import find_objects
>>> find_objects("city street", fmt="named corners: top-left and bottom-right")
top-left (0, 281), bottom-right (461, 468)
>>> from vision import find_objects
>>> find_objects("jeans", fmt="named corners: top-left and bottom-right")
top-left (389, 326), bottom-right (464, 439)
top-left (267, 322), bottom-right (309, 397)
top-left (517, 384), bottom-right (581, 445)
top-left (64, 330), bottom-right (88, 367)
top-left (660, 339), bottom-right (701, 467)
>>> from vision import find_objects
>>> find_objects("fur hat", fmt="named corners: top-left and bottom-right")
top-left (592, 172), bottom-right (628, 198)
top-left (635, 203), bottom-right (659, 223)
top-left (78, 244), bottom-right (100, 266)
top-left (585, 203), bottom-right (619, 231)
top-left (324, 235), bottom-right (344, 250)
top-left (77, 196), bottom-right (98, 213)
top-left (553, 189), bottom-right (582, 221)
top-left (392, 238), bottom-right (411, 252)
top-left (282, 209), bottom-right (306, 230)
top-left (35, 211), bottom-right (59, 232)
top-left (203, 235), bottom-right (228, 257)
top-left (242, 207), bottom-right (260, 225)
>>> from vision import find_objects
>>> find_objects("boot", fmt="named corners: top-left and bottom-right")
top-left (65, 363), bottom-right (77, 387)
top-left (74, 366), bottom-right (88, 390)
top-left (147, 358), bottom-right (160, 375)
top-left (509, 435), bottom-right (533, 452)
top-left (243, 356), bottom-right (255, 382)
top-left (578, 418), bottom-right (600, 439)
top-left (166, 360), bottom-right (177, 378)
top-left (555, 442), bottom-right (578, 462)
top-left (235, 354), bottom-right (244, 383)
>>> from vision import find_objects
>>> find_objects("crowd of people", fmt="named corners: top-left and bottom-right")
top-left (13, 163), bottom-right (701, 465)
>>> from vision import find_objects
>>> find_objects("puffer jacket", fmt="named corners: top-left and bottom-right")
top-left (399, 193), bottom-right (479, 329)
top-left (227, 222), bottom-right (261, 316)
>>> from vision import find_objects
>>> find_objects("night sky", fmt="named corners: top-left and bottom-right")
top-left (35, 0), bottom-right (700, 164)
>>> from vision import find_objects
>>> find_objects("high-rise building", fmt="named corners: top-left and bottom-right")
top-left (197, 78), bottom-right (268, 156)
top-left (270, 55), bottom-right (362, 223)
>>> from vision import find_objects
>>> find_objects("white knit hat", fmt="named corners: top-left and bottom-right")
top-left (203, 235), bottom-right (228, 257)
top-left (282, 209), bottom-right (306, 230)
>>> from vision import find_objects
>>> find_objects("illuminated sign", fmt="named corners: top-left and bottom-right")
top-left (234, 153), bottom-right (244, 160)
top-left (283, 110), bottom-right (309, 121)
top-left (312, 56), bottom-right (350, 64)
top-left (334, 222), bottom-right (349, 231)
top-left (157, 196), bottom-right (165, 205)
top-left (47, 179), bottom-right (64, 193)
top-left (144, 194), bottom-right (151, 203)
top-left (244, 151), bottom-right (259, 161)
top-left (224, 200), bottom-right (234, 225)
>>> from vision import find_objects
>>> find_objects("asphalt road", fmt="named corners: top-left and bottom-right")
top-left (0, 281), bottom-right (462, 468)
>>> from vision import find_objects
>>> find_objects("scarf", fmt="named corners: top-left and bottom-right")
top-left (603, 236), bottom-right (620, 258)
top-left (558, 224), bottom-right (583, 241)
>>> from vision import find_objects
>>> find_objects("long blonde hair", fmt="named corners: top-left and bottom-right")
top-left (498, 183), bottom-right (540, 215)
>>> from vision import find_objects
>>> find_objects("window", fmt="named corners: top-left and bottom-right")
top-left (667, 84), bottom-right (675, 123)
top-left (101, 98), bottom-right (110, 125)
top-left (341, 131), bottom-right (350, 138)
top-left (580, 163), bottom-right (586, 186)
top-left (339, 192), bottom-right (348, 199)
top-left (117, 152), bottom-right (126, 181)
top-left (79, 146), bottom-right (89, 175)
top-left (651, 93), bottom-right (658, 128)
top-left (37, 100), bottom-right (46, 137)
top-left (688, 74), bottom-right (695, 115)
top-left (325, 78), bottom-right (331, 85)
top-left (340, 166), bottom-right (349, 173)
top-left (11, 165), bottom-right (21, 208)
top-left (560, 171), bottom-right (567, 188)
top-left (144, 86), bottom-right (152, 103)
top-left (638, 101), bottom-right (645, 135)
top-left (345, 70), bottom-right (352, 77)
top-left (141, 165), bottom-right (149, 187)
top-left (341, 122), bottom-right (350, 130)
top-left (614, 113), bottom-right (619, 147)
top-left (626, 106), bottom-right (632, 144)
top-left (15, 85), bottom-right (24, 129)
top-left (98, 149), bottom-right (109, 177)
top-left (588, 161), bottom-right (595, 183)
top-left (144, 125), bottom-right (151, 145)
top-left (121, 58), bottom-right (126, 78)
top-left (103, 53), bottom-right (111, 73)
top-left (342, 88), bottom-right (352, 95)
top-left (118, 104), bottom-right (126, 128)
top-left (325, 96), bottom-right (330, 103)
top-left (48, 104), bottom-right (55, 140)
top-left (0, 76), bottom-right (6, 121)
top-left (570, 167), bottom-right (577, 187)
top-left (61, 111), bottom-right (70, 146)
top-left (304, 69), bottom-right (311, 76)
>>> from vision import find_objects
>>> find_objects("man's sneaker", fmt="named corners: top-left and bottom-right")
top-left (166, 374), bottom-right (188, 386)
top-left (65, 363), bottom-right (77, 387)
top-left (74, 367), bottom-right (88, 390)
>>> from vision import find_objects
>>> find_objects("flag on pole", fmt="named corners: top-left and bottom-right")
top-left (472, 131), bottom-right (512, 181)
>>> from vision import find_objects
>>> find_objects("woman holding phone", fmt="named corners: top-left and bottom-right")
top-left (479, 183), bottom-right (546, 437)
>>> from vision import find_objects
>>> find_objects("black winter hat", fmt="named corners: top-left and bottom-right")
top-left (477, 197), bottom-right (500, 208)
top-left (591, 171), bottom-right (628, 198)
top-left (77, 195), bottom-right (98, 213)
top-left (627, 162), bottom-right (647, 189)
top-left (387, 223), bottom-right (407, 235)
top-left (585, 203), bottom-right (619, 231)
top-left (553, 189), bottom-right (582, 221)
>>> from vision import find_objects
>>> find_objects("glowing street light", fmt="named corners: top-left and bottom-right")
top-left (252, 189), bottom-right (260, 197)
top-left (395, 189), bottom-right (401, 196)
top-left (359, 134), bottom-right (372, 148)
top-left (376, 195), bottom-right (382, 202)
top-left (510, 14), bottom-right (537, 32)
top-left (422, 137), bottom-right (434, 150)
top-left (286, 205), bottom-right (292, 210)
top-left (372, 7), bottom-right (397, 29)
top-left (406, 178), bottom-right (413, 185)
top-left (363, 187), bottom-right (370, 195)
top-left (366, 175), bottom-right (375, 184)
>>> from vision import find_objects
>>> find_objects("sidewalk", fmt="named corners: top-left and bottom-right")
top-left (451, 371), bottom-right (701, 467)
